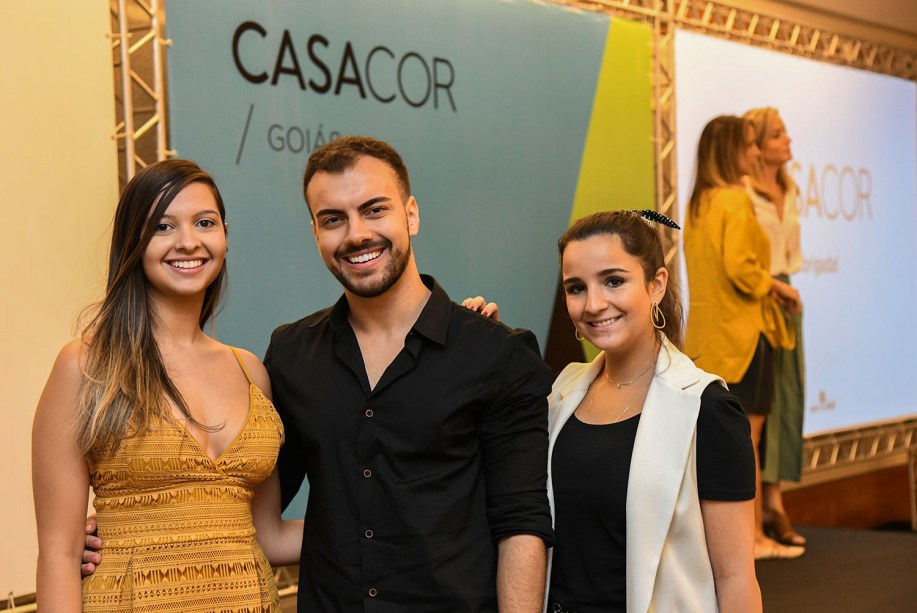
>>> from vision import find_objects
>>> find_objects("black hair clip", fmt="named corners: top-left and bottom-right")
top-left (631, 209), bottom-right (680, 230)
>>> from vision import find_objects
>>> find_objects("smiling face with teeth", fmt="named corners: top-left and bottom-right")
top-left (307, 155), bottom-right (420, 299)
top-left (142, 182), bottom-right (227, 304)
top-left (562, 233), bottom-right (667, 358)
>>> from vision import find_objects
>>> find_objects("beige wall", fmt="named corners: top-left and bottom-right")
top-left (0, 0), bottom-right (118, 598)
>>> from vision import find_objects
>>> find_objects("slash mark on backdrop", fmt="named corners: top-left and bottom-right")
top-left (236, 103), bottom-right (255, 165)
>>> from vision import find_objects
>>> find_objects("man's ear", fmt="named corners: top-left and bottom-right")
top-left (405, 196), bottom-right (420, 237)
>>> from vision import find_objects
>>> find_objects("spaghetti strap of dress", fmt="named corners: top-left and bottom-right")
top-left (230, 347), bottom-right (253, 384)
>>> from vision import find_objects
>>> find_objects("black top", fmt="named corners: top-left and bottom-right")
top-left (264, 275), bottom-right (555, 612)
top-left (548, 382), bottom-right (754, 612)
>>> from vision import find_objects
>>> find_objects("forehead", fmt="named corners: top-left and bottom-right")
top-left (306, 156), bottom-right (400, 211)
top-left (562, 234), bottom-right (639, 274)
top-left (767, 113), bottom-right (786, 132)
top-left (160, 182), bottom-right (218, 215)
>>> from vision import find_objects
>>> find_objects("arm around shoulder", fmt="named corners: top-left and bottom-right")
top-left (32, 340), bottom-right (92, 612)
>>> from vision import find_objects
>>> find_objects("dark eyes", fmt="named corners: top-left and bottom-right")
top-left (564, 277), bottom-right (624, 295)
top-left (320, 207), bottom-right (387, 227)
top-left (153, 218), bottom-right (219, 233)
top-left (320, 215), bottom-right (344, 227)
top-left (564, 284), bottom-right (585, 295)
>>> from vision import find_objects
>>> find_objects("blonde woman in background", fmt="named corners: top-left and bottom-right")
top-left (683, 115), bottom-right (804, 560)
top-left (744, 107), bottom-right (807, 548)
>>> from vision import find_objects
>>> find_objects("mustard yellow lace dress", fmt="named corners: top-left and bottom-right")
top-left (82, 349), bottom-right (284, 612)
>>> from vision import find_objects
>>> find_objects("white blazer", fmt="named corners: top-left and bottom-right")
top-left (546, 339), bottom-right (723, 613)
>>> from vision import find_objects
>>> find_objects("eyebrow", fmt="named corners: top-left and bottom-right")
top-left (314, 196), bottom-right (391, 219)
top-left (562, 268), bottom-right (630, 285)
top-left (158, 209), bottom-right (222, 220)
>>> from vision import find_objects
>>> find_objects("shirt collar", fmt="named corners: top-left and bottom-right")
top-left (411, 275), bottom-right (450, 346)
top-left (323, 274), bottom-right (451, 346)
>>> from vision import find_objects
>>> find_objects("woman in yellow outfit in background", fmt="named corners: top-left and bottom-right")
top-left (684, 115), bottom-right (804, 560)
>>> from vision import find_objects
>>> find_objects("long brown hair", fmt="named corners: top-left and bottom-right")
top-left (687, 115), bottom-right (751, 220)
top-left (558, 211), bottom-right (684, 349)
top-left (76, 160), bottom-right (227, 455)
top-left (744, 107), bottom-right (798, 201)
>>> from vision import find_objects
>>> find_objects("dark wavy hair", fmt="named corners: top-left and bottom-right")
top-left (77, 159), bottom-right (227, 455)
top-left (558, 210), bottom-right (684, 349)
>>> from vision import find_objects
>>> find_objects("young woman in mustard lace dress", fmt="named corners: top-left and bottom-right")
top-left (32, 160), bottom-right (302, 612)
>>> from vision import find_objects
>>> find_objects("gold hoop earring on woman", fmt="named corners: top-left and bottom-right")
top-left (651, 301), bottom-right (666, 330)
top-left (574, 328), bottom-right (585, 342)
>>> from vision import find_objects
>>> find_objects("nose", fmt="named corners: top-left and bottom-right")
top-left (346, 215), bottom-right (373, 244)
top-left (174, 224), bottom-right (201, 251)
top-left (584, 288), bottom-right (607, 314)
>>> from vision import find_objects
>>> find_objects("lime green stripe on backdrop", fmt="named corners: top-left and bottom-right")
top-left (570, 18), bottom-right (655, 223)
top-left (571, 18), bottom-right (656, 360)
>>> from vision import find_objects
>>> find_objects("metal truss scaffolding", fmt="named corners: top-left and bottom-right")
top-left (109, 0), bottom-right (172, 188)
top-left (548, 0), bottom-right (917, 507)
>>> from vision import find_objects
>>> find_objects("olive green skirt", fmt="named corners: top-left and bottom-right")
top-left (762, 274), bottom-right (805, 483)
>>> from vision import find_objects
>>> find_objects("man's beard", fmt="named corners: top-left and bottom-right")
top-left (331, 239), bottom-right (412, 298)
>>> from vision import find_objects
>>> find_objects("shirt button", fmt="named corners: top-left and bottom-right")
top-left (363, 468), bottom-right (372, 478)
top-left (365, 408), bottom-right (374, 417)
top-left (364, 529), bottom-right (374, 539)
top-left (368, 587), bottom-right (378, 597)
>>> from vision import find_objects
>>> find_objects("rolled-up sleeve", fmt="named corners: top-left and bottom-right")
top-left (480, 331), bottom-right (556, 546)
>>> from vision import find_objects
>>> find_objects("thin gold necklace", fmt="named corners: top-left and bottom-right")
top-left (605, 359), bottom-right (655, 389)
top-left (586, 376), bottom-right (653, 424)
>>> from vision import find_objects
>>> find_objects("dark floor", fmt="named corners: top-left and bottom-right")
top-left (756, 526), bottom-right (917, 612)
top-left (280, 526), bottom-right (917, 612)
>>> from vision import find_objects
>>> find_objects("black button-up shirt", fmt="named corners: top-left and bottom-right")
top-left (264, 275), bottom-right (554, 612)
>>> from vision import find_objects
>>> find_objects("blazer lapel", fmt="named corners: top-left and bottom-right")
top-left (626, 344), bottom-right (703, 613)
top-left (546, 355), bottom-right (604, 513)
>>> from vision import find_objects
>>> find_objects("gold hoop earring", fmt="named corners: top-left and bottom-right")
top-left (651, 301), bottom-right (666, 330)
top-left (574, 328), bottom-right (585, 342)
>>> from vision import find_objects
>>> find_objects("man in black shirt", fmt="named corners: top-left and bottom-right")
top-left (264, 137), bottom-right (555, 611)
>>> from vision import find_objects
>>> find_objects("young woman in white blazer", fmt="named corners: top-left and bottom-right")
top-left (546, 210), bottom-right (761, 612)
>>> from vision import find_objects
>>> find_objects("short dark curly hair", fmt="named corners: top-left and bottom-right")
top-left (302, 136), bottom-right (411, 217)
